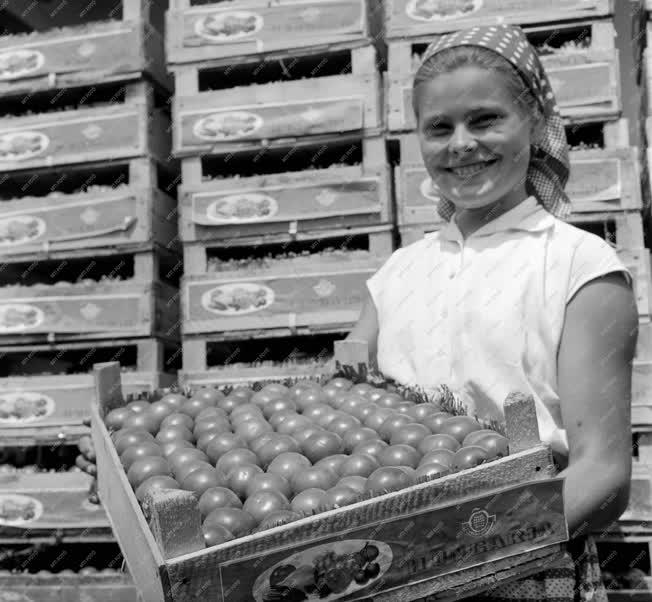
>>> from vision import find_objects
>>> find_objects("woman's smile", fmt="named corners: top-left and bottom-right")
top-left (443, 157), bottom-right (499, 179)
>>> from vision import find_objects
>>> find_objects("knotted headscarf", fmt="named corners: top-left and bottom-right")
top-left (416, 24), bottom-right (572, 222)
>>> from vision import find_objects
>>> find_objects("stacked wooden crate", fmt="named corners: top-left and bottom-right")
top-left (166, 0), bottom-right (394, 388)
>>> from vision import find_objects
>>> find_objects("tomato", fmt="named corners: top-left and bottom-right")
top-left (395, 402), bottom-right (416, 415)
top-left (462, 429), bottom-right (500, 447)
top-left (174, 461), bottom-right (215, 484)
top-left (192, 387), bottom-right (225, 406)
top-left (375, 392), bottom-right (404, 409)
top-left (127, 456), bottom-right (172, 489)
top-left (350, 383), bottom-right (375, 398)
top-left (205, 433), bottom-right (247, 463)
top-left (194, 431), bottom-right (221, 453)
top-left (290, 466), bottom-right (338, 494)
top-left (417, 434), bottom-right (460, 455)
top-left (326, 377), bottom-right (353, 390)
top-left (234, 419), bottom-right (273, 443)
top-left (322, 485), bottom-right (359, 510)
top-left (155, 425), bottom-right (194, 444)
top-left (302, 403), bottom-right (334, 422)
top-left (114, 429), bottom-right (155, 455)
top-left (268, 410), bottom-right (299, 430)
top-left (329, 390), bottom-right (351, 410)
top-left (202, 524), bottom-right (234, 547)
top-left (396, 465), bottom-right (417, 483)
top-left (126, 400), bottom-right (150, 414)
top-left (342, 427), bottom-right (379, 453)
top-left (301, 432), bottom-right (344, 464)
top-left (320, 383), bottom-right (342, 404)
top-left (249, 390), bottom-right (281, 408)
top-left (262, 398), bottom-right (297, 420)
top-left (180, 399), bottom-right (213, 419)
top-left (473, 433), bottom-right (509, 460)
top-left (261, 383), bottom-right (290, 397)
top-left (257, 435), bottom-right (301, 468)
top-left (293, 390), bottom-right (326, 412)
top-left (451, 446), bottom-right (489, 471)
top-left (337, 475), bottom-right (367, 494)
top-left (352, 439), bottom-right (388, 458)
top-left (122, 411), bottom-right (161, 435)
top-left (350, 402), bottom-right (378, 422)
top-left (421, 412), bottom-right (453, 434)
top-left (363, 408), bottom-right (395, 431)
top-left (104, 407), bottom-right (132, 430)
top-left (407, 404), bottom-right (440, 422)
top-left (415, 462), bottom-right (450, 483)
top-left (378, 414), bottom-right (412, 442)
top-left (365, 467), bottom-right (413, 494)
top-left (290, 488), bottom-right (328, 516)
top-left (120, 441), bottom-right (163, 470)
top-left (134, 475), bottom-right (180, 503)
top-left (439, 416), bottom-right (483, 444)
top-left (328, 414), bottom-right (362, 437)
top-left (389, 423), bottom-right (431, 448)
top-left (377, 444), bottom-right (420, 469)
top-left (217, 397), bottom-right (243, 413)
top-left (339, 395), bottom-right (369, 415)
top-left (243, 490), bottom-right (290, 524)
top-left (367, 388), bottom-right (387, 403)
top-left (226, 463), bottom-right (265, 499)
top-left (419, 449), bottom-right (455, 468)
top-left (159, 393), bottom-right (187, 410)
top-left (193, 418), bottom-right (230, 438)
top-left (215, 448), bottom-right (260, 474)
top-left (338, 453), bottom-right (380, 478)
top-left (313, 454), bottom-right (348, 476)
top-left (160, 439), bottom-right (195, 458)
top-left (275, 414), bottom-right (313, 435)
top-left (167, 448), bottom-right (209, 472)
top-left (181, 467), bottom-right (226, 496)
top-left (198, 486), bottom-right (242, 519)
top-left (196, 407), bottom-right (229, 422)
top-left (203, 507), bottom-right (256, 538)
top-left (161, 412), bottom-right (194, 431)
top-left (255, 510), bottom-right (303, 532)
top-left (267, 452), bottom-right (311, 481)
top-left (230, 403), bottom-right (264, 423)
top-left (244, 473), bottom-right (292, 500)
top-left (316, 409), bottom-right (339, 428)
top-left (292, 427), bottom-right (326, 445)
top-left (148, 401), bottom-right (177, 422)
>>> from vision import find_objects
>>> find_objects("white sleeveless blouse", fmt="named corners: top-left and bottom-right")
top-left (367, 197), bottom-right (632, 458)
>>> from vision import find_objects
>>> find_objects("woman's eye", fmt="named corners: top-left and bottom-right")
top-left (426, 123), bottom-right (450, 137)
top-left (472, 114), bottom-right (500, 128)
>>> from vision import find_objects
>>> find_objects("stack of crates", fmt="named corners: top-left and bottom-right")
top-left (166, 0), bottom-right (394, 388)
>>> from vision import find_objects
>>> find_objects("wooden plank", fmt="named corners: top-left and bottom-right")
top-left (619, 461), bottom-right (652, 522)
top-left (166, 0), bottom-right (368, 66)
top-left (384, 0), bottom-right (613, 39)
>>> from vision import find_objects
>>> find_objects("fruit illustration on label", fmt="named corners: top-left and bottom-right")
top-left (0, 131), bottom-right (49, 162)
top-left (460, 507), bottom-right (496, 537)
top-left (0, 304), bottom-right (44, 332)
top-left (194, 111), bottom-right (264, 141)
top-left (0, 215), bottom-right (46, 246)
top-left (313, 279), bottom-right (336, 298)
top-left (316, 190), bottom-right (337, 207)
top-left (0, 49), bottom-right (44, 80)
top-left (206, 193), bottom-right (278, 223)
top-left (0, 494), bottom-right (44, 526)
top-left (406, 0), bottom-right (483, 21)
top-left (80, 303), bottom-right (101, 321)
top-left (0, 391), bottom-right (56, 424)
top-left (195, 11), bottom-right (264, 42)
top-left (202, 283), bottom-right (275, 315)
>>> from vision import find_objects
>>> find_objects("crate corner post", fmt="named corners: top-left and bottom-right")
top-left (504, 391), bottom-right (542, 454)
top-left (93, 361), bottom-right (125, 414)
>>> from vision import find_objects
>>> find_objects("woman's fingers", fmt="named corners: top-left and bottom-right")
top-left (78, 435), bottom-right (96, 462)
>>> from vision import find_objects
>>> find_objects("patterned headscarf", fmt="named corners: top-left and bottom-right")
top-left (416, 24), bottom-right (571, 222)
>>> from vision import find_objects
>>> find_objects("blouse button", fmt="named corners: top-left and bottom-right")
top-left (449, 272), bottom-right (455, 279)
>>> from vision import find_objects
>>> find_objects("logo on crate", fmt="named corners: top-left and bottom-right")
top-left (460, 507), bottom-right (496, 537)
top-left (0, 49), bottom-right (44, 80)
top-left (0, 304), bottom-right (44, 333)
top-left (0, 591), bottom-right (34, 602)
top-left (194, 111), bottom-right (264, 142)
top-left (0, 215), bottom-right (46, 246)
top-left (406, 0), bottom-right (483, 21)
top-left (0, 391), bottom-right (56, 424)
top-left (195, 10), bottom-right (264, 42)
top-left (0, 131), bottom-right (49, 162)
top-left (419, 177), bottom-right (440, 202)
top-left (202, 282), bottom-right (275, 315)
top-left (316, 190), bottom-right (338, 207)
top-left (80, 303), bottom-right (102, 320)
top-left (206, 193), bottom-right (278, 223)
top-left (0, 494), bottom-right (44, 526)
top-left (313, 279), bottom-right (336, 298)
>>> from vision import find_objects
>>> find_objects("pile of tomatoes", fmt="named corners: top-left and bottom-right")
top-left (103, 378), bottom-right (509, 548)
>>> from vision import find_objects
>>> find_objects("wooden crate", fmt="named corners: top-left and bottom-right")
top-left (0, 570), bottom-right (141, 602)
top-left (179, 136), bottom-right (392, 243)
top-left (0, 81), bottom-right (170, 172)
top-left (0, 470), bottom-right (111, 541)
top-left (0, 338), bottom-right (176, 447)
top-left (91, 361), bottom-right (568, 602)
top-left (384, 0), bottom-right (613, 39)
top-left (387, 19), bottom-right (620, 132)
top-left (171, 44), bottom-right (382, 157)
top-left (0, 158), bottom-right (179, 260)
top-left (620, 460), bottom-right (652, 523)
top-left (0, 0), bottom-right (169, 98)
top-left (166, 0), bottom-right (368, 66)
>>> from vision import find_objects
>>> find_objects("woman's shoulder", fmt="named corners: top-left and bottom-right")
top-left (549, 217), bottom-right (619, 259)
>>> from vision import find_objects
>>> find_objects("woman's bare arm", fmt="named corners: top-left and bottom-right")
top-left (345, 288), bottom-right (380, 368)
top-left (557, 272), bottom-right (638, 536)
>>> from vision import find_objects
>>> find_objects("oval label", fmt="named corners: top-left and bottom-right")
top-left (206, 193), bottom-right (278, 223)
top-left (0, 391), bottom-right (56, 424)
top-left (195, 10), bottom-right (264, 42)
top-left (0, 494), bottom-right (44, 526)
top-left (0, 592), bottom-right (35, 602)
top-left (194, 111), bottom-right (263, 142)
top-left (0, 49), bottom-right (45, 81)
top-left (420, 176), bottom-right (440, 202)
top-left (253, 539), bottom-right (392, 602)
top-left (406, 0), bottom-right (483, 21)
top-left (0, 131), bottom-right (49, 162)
top-left (0, 304), bottom-right (44, 333)
top-left (0, 215), bottom-right (46, 246)
top-left (201, 283), bottom-right (275, 315)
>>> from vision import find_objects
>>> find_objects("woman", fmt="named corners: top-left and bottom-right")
top-left (347, 24), bottom-right (637, 601)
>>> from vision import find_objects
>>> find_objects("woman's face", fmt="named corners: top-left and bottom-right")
top-left (414, 66), bottom-right (533, 214)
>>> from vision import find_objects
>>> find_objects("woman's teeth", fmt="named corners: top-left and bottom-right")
top-left (450, 161), bottom-right (495, 177)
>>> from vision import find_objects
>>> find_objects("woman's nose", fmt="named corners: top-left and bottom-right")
top-left (449, 124), bottom-right (477, 155)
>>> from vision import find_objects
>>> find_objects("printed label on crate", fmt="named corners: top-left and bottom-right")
top-left (206, 193), bottom-right (279, 223)
top-left (406, 0), bottom-right (483, 21)
top-left (0, 49), bottom-right (45, 81)
top-left (0, 131), bottom-right (49, 162)
top-left (547, 64), bottom-right (614, 107)
top-left (219, 478), bottom-right (567, 602)
top-left (193, 111), bottom-right (264, 142)
top-left (0, 391), bottom-right (55, 424)
top-left (566, 158), bottom-right (621, 202)
top-left (201, 283), bottom-right (276, 315)
top-left (195, 10), bottom-right (264, 42)
top-left (0, 215), bottom-right (46, 246)
top-left (0, 592), bottom-right (33, 602)
top-left (0, 304), bottom-right (44, 333)
top-left (0, 494), bottom-right (43, 526)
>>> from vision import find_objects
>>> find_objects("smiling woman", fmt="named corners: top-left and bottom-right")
top-left (346, 23), bottom-right (637, 602)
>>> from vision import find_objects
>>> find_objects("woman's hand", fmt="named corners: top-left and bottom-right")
top-left (76, 419), bottom-right (99, 504)
top-left (345, 288), bottom-right (380, 367)
top-left (557, 272), bottom-right (638, 536)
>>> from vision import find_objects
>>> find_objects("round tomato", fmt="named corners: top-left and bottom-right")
top-left (127, 456), bottom-right (172, 489)
top-left (122, 412), bottom-right (161, 435)
top-left (159, 393), bottom-right (187, 410)
top-left (395, 402), bottom-right (416, 415)
top-left (406, 404), bottom-right (440, 422)
top-left (205, 433), bottom-right (247, 463)
top-left (292, 427), bottom-right (326, 445)
top-left (202, 524), bottom-right (234, 547)
top-left (114, 430), bottom-right (155, 455)
top-left (338, 453), bottom-right (380, 478)
top-left (198, 486), bottom-right (242, 519)
top-left (462, 429), bottom-right (499, 447)
top-left (451, 445), bottom-right (489, 471)
top-left (248, 432), bottom-right (277, 456)
top-left (181, 467), bottom-right (226, 497)
top-left (352, 439), bottom-right (388, 458)
top-left (415, 462), bottom-right (450, 483)
top-left (217, 397), bottom-right (242, 413)
top-left (377, 444), bottom-right (420, 469)
top-left (196, 407), bottom-right (229, 422)
top-left (417, 434), bottom-right (460, 455)
top-left (192, 387), bottom-right (225, 406)
top-left (330, 390), bottom-right (351, 410)
top-left (249, 390), bottom-right (281, 408)
top-left (161, 412), bottom-right (194, 431)
top-left (375, 392), bottom-right (403, 409)
top-left (389, 423), bottom-right (431, 448)
top-left (234, 419), bottom-right (273, 443)
top-left (320, 383), bottom-right (342, 404)
top-left (350, 383), bottom-right (375, 398)
top-left (268, 410), bottom-right (299, 430)
top-left (378, 414), bottom-right (412, 442)
top-left (255, 509), bottom-right (303, 532)
top-left (120, 441), bottom-right (163, 471)
top-left (160, 439), bottom-right (195, 458)
top-left (275, 414), bottom-right (312, 436)
top-left (155, 425), bottom-right (194, 445)
top-left (230, 403), bottom-right (264, 423)
top-left (104, 407), bottom-right (132, 430)
top-left (328, 414), bottom-right (362, 437)
top-left (421, 412), bottom-right (453, 434)
top-left (194, 418), bottom-right (230, 438)
top-left (229, 387), bottom-right (254, 402)
top-left (203, 507), bottom-right (256, 538)
top-left (257, 435), bottom-right (301, 468)
top-left (363, 408), bottom-right (395, 431)
top-left (438, 416), bottom-right (483, 443)
top-left (473, 433), bottom-right (509, 459)
top-left (337, 475), bottom-right (367, 494)
top-left (339, 395), bottom-right (369, 415)
top-left (322, 485), bottom-right (359, 510)
top-left (315, 409), bottom-right (339, 429)
top-left (195, 431), bottom-right (223, 453)
top-left (342, 427), bottom-right (379, 453)
top-left (350, 402), bottom-right (378, 422)
top-left (365, 467), bottom-right (412, 494)
top-left (174, 461), bottom-right (215, 483)
top-left (289, 466), bottom-right (338, 494)
top-left (302, 403), bottom-right (334, 422)
top-left (167, 448), bottom-right (209, 472)
top-left (261, 383), bottom-right (290, 397)
top-left (367, 388), bottom-right (387, 404)
top-left (290, 488), bottom-right (328, 516)
top-left (147, 401), bottom-right (176, 423)
top-left (293, 389), bottom-right (327, 411)
top-left (243, 490), bottom-right (290, 524)
top-left (215, 448), bottom-right (260, 474)
top-left (326, 377), bottom-right (353, 391)
top-left (419, 449), bottom-right (455, 468)
top-left (267, 452), bottom-right (312, 481)
top-left (262, 398), bottom-right (297, 420)
top-left (313, 454), bottom-right (348, 476)
top-left (226, 463), bottom-right (264, 499)
top-left (134, 475), bottom-right (180, 503)
top-left (301, 432), bottom-right (344, 464)
top-left (180, 399), bottom-right (214, 419)
top-left (243, 473), bottom-right (292, 500)
top-left (126, 400), bottom-right (150, 414)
